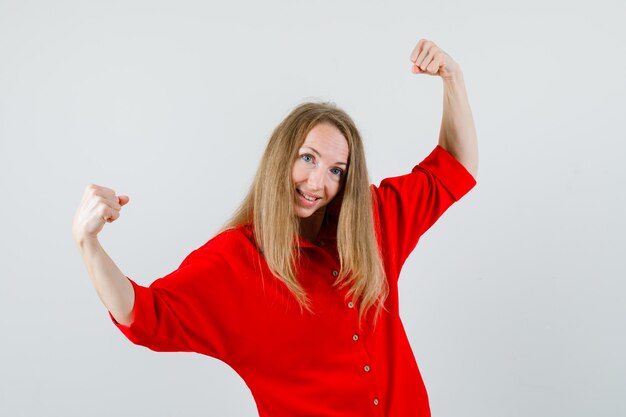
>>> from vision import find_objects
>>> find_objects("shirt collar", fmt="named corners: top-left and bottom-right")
top-left (237, 216), bottom-right (337, 250)
top-left (298, 216), bottom-right (337, 248)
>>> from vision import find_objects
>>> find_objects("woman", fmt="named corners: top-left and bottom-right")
top-left (72, 39), bottom-right (478, 417)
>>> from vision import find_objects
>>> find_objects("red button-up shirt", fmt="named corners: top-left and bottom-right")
top-left (111, 145), bottom-right (476, 416)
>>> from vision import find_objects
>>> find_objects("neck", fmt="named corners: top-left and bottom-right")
top-left (299, 207), bottom-right (326, 242)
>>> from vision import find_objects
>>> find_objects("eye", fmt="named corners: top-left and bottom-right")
top-left (330, 167), bottom-right (344, 178)
top-left (300, 153), bottom-right (315, 164)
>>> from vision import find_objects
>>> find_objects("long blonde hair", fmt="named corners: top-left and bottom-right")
top-left (221, 102), bottom-right (388, 326)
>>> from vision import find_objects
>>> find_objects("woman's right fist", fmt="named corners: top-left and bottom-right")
top-left (72, 184), bottom-right (130, 242)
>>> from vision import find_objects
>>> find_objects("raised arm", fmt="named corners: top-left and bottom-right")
top-left (72, 184), bottom-right (134, 326)
top-left (410, 39), bottom-right (479, 178)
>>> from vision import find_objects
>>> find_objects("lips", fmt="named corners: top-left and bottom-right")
top-left (296, 189), bottom-right (321, 205)
top-left (297, 189), bottom-right (321, 201)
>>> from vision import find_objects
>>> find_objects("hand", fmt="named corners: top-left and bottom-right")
top-left (72, 184), bottom-right (130, 242)
top-left (410, 39), bottom-right (461, 81)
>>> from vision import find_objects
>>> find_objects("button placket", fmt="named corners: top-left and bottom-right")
top-left (334, 269), bottom-right (380, 412)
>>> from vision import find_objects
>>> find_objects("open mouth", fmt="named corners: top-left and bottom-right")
top-left (297, 189), bottom-right (321, 202)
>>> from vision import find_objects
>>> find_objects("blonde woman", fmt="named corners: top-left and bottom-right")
top-left (72, 39), bottom-right (478, 417)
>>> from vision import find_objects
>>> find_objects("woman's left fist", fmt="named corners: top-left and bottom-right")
top-left (410, 39), bottom-right (461, 80)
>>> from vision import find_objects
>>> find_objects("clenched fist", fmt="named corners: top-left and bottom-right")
top-left (72, 184), bottom-right (130, 242)
top-left (409, 39), bottom-right (461, 81)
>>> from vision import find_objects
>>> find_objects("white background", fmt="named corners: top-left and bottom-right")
top-left (1, 0), bottom-right (624, 416)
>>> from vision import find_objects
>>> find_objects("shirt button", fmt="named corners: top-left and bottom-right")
top-left (352, 334), bottom-right (359, 341)
top-left (347, 301), bottom-right (354, 308)
top-left (318, 240), bottom-right (325, 246)
top-left (373, 398), bottom-right (379, 406)
top-left (332, 270), bottom-right (339, 277)
top-left (363, 365), bottom-right (371, 372)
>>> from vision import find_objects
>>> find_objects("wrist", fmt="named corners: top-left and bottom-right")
top-left (443, 71), bottom-right (464, 83)
top-left (75, 233), bottom-right (100, 250)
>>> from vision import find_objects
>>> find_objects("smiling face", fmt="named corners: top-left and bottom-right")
top-left (292, 122), bottom-right (350, 219)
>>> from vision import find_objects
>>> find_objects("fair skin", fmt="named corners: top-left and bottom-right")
top-left (409, 39), bottom-right (479, 177)
top-left (292, 122), bottom-right (349, 242)
top-left (73, 38), bottom-right (477, 327)
top-left (72, 185), bottom-right (134, 325)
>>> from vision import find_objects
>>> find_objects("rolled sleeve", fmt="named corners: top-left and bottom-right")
top-left (415, 145), bottom-right (476, 200)
top-left (109, 278), bottom-right (157, 345)
top-left (372, 145), bottom-right (477, 278)
top-left (108, 249), bottom-right (236, 362)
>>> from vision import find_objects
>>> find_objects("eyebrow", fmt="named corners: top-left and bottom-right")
top-left (301, 146), bottom-right (348, 166)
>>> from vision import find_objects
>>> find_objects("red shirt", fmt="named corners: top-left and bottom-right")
top-left (111, 145), bottom-right (476, 416)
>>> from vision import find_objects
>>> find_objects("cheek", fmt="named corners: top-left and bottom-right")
top-left (327, 181), bottom-right (341, 199)
top-left (291, 165), bottom-right (302, 184)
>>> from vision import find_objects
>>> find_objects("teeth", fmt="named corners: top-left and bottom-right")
top-left (299, 190), bottom-right (317, 201)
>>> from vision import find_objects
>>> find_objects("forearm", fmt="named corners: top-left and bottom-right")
top-left (438, 71), bottom-right (479, 178)
top-left (76, 237), bottom-right (135, 326)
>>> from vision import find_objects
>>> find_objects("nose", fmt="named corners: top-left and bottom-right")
top-left (307, 166), bottom-right (324, 191)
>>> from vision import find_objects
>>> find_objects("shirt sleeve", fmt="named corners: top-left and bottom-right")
top-left (371, 145), bottom-right (476, 278)
top-left (108, 248), bottom-right (236, 362)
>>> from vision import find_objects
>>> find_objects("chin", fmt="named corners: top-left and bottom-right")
top-left (296, 206), bottom-right (325, 219)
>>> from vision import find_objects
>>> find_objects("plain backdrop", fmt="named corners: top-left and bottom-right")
top-left (1, 0), bottom-right (624, 416)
